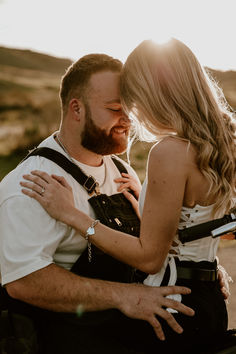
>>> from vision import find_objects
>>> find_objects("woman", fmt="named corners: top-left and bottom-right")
top-left (20, 39), bottom-right (235, 353)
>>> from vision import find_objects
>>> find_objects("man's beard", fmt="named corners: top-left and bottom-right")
top-left (81, 102), bottom-right (129, 155)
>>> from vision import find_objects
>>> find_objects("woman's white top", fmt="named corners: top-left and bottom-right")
top-left (139, 178), bottom-right (223, 311)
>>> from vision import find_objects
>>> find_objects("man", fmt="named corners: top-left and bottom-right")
top-left (0, 54), bottom-right (195, 353)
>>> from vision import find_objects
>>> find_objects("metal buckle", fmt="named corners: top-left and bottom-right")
top-left (83, 175), bottom-right (98, 195)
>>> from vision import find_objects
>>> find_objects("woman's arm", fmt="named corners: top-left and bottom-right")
top-left (20, 139), bottom-right (188, 274)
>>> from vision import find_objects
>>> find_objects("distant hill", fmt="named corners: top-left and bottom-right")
top-left (0, 46), bottom-right (72, 74)
top-left (0, 47), bottom-right (73, 157)
top-left (206, 67), bottom-right (236, 110)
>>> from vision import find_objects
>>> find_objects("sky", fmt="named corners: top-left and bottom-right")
top-left (0, 0), bottom-right (235, 71)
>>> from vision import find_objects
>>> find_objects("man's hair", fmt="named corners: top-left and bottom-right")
top-left (60, 54), bottom-right (122, 114)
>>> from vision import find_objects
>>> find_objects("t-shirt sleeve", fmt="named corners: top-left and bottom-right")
top-left (0, 195), bottom-right (66, 285)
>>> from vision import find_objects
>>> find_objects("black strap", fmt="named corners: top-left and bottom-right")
top-left (176, 266), bottom-right (217, 282)
top-left (23, 147), bottom-right (128, 195)
top-left (111, 156), bottom-right (128, 175)
top-left (178, 213), bottom-right (235, 243)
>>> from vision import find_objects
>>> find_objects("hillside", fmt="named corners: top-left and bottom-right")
top-left (0, 47), bottom-right (72, 159)
top-left (0, 46), bottom-right (235, 181)
top-left (206, 67), bottom-right (236, 109)
top-left (0, 46), bottom-right (72, 74)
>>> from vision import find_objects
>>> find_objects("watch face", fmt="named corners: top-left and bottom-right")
top-left (87, 227), bottom-right (95, 235)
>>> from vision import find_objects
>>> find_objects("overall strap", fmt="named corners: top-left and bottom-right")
top-left (23, 147), bottom-right (129, 195)
top-left (111, 156), bottom-right (129, 175)
top-left (23, 147), bottom-right (98, 195)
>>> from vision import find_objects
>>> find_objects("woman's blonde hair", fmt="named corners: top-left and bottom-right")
top-left (121, 39), bottom-right (236, 216)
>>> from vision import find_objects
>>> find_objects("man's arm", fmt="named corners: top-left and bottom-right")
top-left (1, 174), bottom-right (193, 341)
top-left (6, 264), bottom-right (194, 341)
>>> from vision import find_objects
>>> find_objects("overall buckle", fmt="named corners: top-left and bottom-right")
top-left (83, 176), bottom-right (100, 195)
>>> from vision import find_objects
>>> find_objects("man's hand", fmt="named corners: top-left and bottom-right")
top-left (116, 283), bottom-right (194, 341)
top-left (6, 265), bottom-right (194, 342)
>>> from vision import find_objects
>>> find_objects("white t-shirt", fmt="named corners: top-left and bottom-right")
top-left (0, 132), bottom-right (140, 285)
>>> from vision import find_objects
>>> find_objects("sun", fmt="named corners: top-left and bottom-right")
top-left (151, 34), bottom-right (172, 45)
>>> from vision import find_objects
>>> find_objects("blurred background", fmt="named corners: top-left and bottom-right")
top-left (0, 0), bottom-right (236, 328)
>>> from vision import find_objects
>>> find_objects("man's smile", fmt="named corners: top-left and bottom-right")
top-left (112, 126), bottom-right (130, 136)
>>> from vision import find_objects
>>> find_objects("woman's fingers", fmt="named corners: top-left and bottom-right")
top-left (121, 172), bottom-right (137, 180)
top-left (22, 173), bottom-right (48, 187)
top-left (114, 177), bottom-right (132, 192)
top-left (20, 171), bottom-right (75, 222)
top-left (114, 173), bottom-right (133, 183)
top-left (123, 190), bottom-right (140, 219)
top-left (21, 172), bottom-right (69, 196)
top-left (221, 233), bottom-right (235, 240)
top-left (21, 173), bottom-right (48, 197)
top-left (217, 265), bottom-right (232, 300)
top-left (31, 170), bottom-right (52, 183)
top-left (123, 189), bottom-right (136, 202)
top-left (51, 174), bottom-right (72, 190)
top-left (221, 287), bottom-right (230, 300)
top-left (114, 173), bottom-right (141, 198)
top-left (22, 170), bottom-right (53, 195)
top-left (114, 177), bottom-right (130, 183)
top-left (20, 181), bottom-right (46, 196)
top-left (20, 171), bottom-right (60, 199)
top-left (117, 182), bottom-right (132, 192)
top-left (21, 187), bottom-right (44, 203)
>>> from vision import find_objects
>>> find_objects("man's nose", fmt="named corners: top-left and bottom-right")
top-left (119, 114), bottom-right (131, 125)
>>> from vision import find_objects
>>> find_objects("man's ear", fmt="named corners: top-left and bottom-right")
top-left (69, 98), bottom-right (81, 120)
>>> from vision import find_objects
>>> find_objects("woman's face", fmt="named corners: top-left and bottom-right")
top-left (133, 104), bottom-right (175, 135)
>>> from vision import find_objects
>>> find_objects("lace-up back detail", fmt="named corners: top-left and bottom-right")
top-left (140, 179), bottom-right (225, 293)
top-left (139, 178), bottom-right (224, 263)
top-left (172, 204), bottom-right (221, 262)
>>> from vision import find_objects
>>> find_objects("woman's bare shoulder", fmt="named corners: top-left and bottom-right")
top-left (149, 136), bottom-right (192, 163)
top-left (146, 137), bottom-right (190, 200)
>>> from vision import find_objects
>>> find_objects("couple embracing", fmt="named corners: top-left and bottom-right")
top-left (0, 38), bottom-right (234, 353)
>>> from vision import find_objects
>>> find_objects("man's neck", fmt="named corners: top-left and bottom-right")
top-left (55, 132), bottom-right (104, 167)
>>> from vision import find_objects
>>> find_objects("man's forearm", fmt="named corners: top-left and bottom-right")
top-left (5, 263), bottom-right (195, 341)
top-left (6, 264), bottom-right (122, 313)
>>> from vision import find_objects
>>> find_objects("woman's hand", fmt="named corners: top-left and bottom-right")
top-left (217, 264), bottom-right (233, 300)
top-left (20, 170), bottom-right (75, 223)
top-left (122, 190), bottom-right (141, 219)
top-left (114, 173), bottom-right (141, 219)
top-left (220, 233), bottom-right (235, 240)
top-left (114, 172), bottom-right (141, 199)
